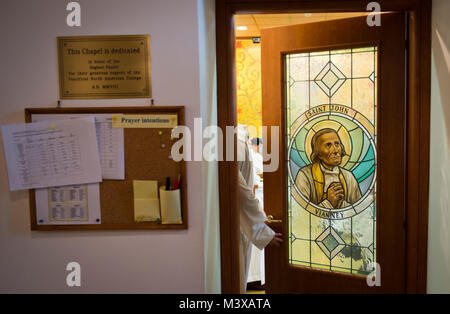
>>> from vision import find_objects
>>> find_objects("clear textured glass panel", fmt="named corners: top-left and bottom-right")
top-left (331, 53), bottom-right (351, 77)
top-left (289, 55), bottom-right (309, 82)
top-left (310, 55), bottom-right (330, 79)
top-left (310, 50), bottom-right (330, 56)
top-left (330, 48), bottom-right (352, 55)
top-left (353, 51), bottom-right (375, 78)
top-left (352, 47), bottom-right (375, 53)
top-left (286, 47), bottom-right (377, 276)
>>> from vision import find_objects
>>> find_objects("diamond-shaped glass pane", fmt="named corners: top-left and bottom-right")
top-left (314, 61), bottom-right (347, 97)
top-left (323, 234), bottom-right (339, 252)
top-left (315, 226), bottom-right (346, 260)
top-left (322, 71), bottom-right (339, 89)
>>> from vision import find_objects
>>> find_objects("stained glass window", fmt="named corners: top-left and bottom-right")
top-left (286, 47), bottom-right (377, 276)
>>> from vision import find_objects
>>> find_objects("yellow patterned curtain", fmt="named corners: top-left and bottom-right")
top-left (236, 40), bottom-right (262, 139)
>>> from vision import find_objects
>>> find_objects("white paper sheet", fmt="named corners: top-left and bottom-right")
top-left (29, 113), bottom-right (125, 225)
top-left (94, 116), bottom-right (125, 180)
top-left (35, 183), bottom-right (101, 225)
top-left (32, 114), bottom-right (124, 180)
top-left (1, 117), bottom-right (102, 191)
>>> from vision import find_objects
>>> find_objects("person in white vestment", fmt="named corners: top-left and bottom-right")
top-left (247, 138), bottom-right (266, 288)
top-left (237, 125), bottom-right (282, 293)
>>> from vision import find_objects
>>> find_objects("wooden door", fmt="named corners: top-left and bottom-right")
top-left (262, 14), bottom-right (406, 293)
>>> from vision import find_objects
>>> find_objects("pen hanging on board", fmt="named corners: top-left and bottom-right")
top-left (172, 173), bottom-right (181, 190)
top-left (165, 177), bottom-right (171, 191)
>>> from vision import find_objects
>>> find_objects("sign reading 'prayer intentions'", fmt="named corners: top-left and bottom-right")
top-left (58, 35), bottom-right (151, 99)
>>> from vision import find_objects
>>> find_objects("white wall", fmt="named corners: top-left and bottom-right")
top-left (198, 0), bottom-right (221, 294)
top-left (0, 0), bottom-right (204, 293)
top-left (427, 0), bottom-right (450, 294)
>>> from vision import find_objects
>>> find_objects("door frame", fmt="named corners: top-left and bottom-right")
top-left (216, 0), bottom-right (431, 294)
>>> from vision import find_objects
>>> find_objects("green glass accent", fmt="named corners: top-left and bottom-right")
top-left (364, 144), bottom-right (375, 160)
top-left (323, 234), bottom-right (339, 252)
top-left (322, 71), bottom-right (339, 89)
top-left (310, 51), bottom-right (329, 56)
top-left (328, 115), bottom-right (356, 133)
top-left (359, 133), bottom-right (371, 161)
top-left (303, 115), bottom-right (328, 130)
top-left (348, 128), bottom-right (363, 162)
top-left (353, 160), bottom-right (374, 180)
top-left (357, 164), bottom-right (375, 183)
top-left (295, 128), bottom-right (308, 151)
top-left (299, 151), bottom-right (309, 164)
top-left (352, 47), bottom-right (375, 53)
top-left (330, 48), bottom-right (352, 55)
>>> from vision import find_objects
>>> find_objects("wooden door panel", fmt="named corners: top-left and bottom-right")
top-left (262, 14), bottom-right (406, 293)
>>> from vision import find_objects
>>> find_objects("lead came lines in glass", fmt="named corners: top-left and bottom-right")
top-left (286, 46), bottom-right (377, 276)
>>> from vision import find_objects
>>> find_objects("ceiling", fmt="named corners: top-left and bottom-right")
top-left (235, 13), bottom-right (369, 38)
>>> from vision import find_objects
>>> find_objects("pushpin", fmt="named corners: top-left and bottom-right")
top-left (156, 218), bottom-right (161, 223)
top-left (158, 130), bottom-right (165, 148)
top-left (170, 128), bottom-right (177, 141)
top-left (96, 218), bottom-right (100, 223)
top-left (39, 219), bottom-right (44, 223)
top-left (50, 125), bottom-right (55, 130)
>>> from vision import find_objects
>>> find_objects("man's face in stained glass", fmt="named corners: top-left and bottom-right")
top-left (317, 132), bottom-right (342, 168)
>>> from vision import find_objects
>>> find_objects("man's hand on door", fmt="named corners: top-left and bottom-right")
top-left (268, 233), bottom-right (283, 247)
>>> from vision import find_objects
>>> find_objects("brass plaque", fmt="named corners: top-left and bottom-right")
top-left (58, 35), bottom-right (151, 99)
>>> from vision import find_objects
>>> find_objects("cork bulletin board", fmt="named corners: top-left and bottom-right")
top-left (25, 107), bottom-right (187, 231)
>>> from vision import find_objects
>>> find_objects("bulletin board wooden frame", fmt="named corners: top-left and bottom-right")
top-left (25, 106), bottom-right (187, 231)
